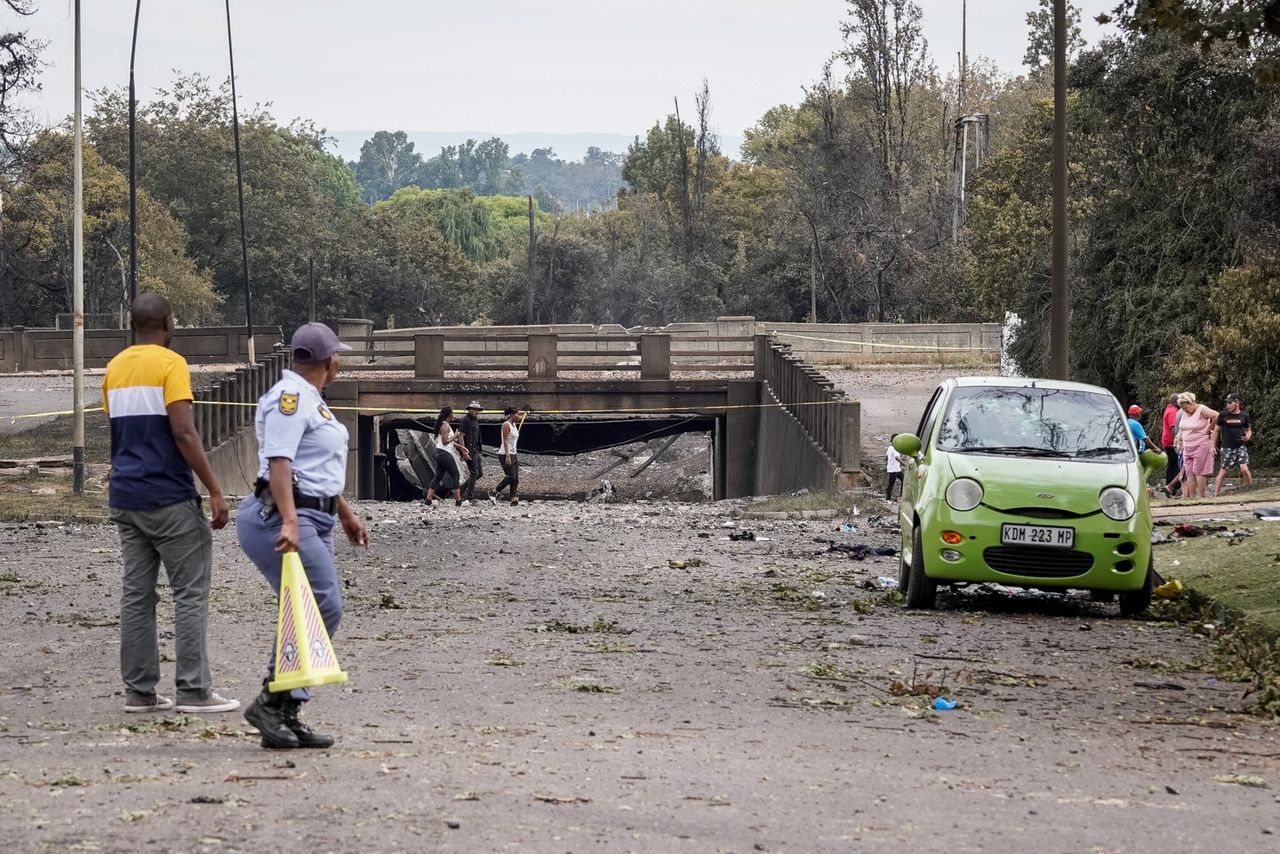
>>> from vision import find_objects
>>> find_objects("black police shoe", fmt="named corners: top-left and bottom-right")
top-left (283, 699), bottom-right (335, 748)
top-left (243, 687), bottom-right (299, 750)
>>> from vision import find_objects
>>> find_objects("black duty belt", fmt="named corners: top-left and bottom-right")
top-left (254, 479), bottom-right (338, 515)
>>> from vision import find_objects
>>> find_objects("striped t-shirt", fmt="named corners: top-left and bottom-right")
top-left (102, 345), bottom-right (198, 511)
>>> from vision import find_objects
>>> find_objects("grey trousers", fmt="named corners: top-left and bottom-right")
top-left (110, 499), bottom-right (213, 702)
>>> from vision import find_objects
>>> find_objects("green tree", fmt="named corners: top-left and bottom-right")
top-left (354, 130), bottom-right (424, 203)
top-left (1024, 0), bottom-right (1086, 73)
top-left (1099, 0), bottom-right (1280, 82)
top-left (0, 0), bottom-right (42, 167)
top-left (1, 132), bottom-right (219, 326)
top-left (87, 75), bottom-right (364, 329)
top-left (379, 186), bottom-right (502, 263)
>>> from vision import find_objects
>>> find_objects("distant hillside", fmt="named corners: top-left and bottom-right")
top-left (329, 130), bottom-right (747, 162)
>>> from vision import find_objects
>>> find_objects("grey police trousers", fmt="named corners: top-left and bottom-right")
top-left (236, 495), bottom-right (343, 702)
top-left (110, 499), bottom-right (214, 702)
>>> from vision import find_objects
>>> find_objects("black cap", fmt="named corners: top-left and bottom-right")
top-left (1226, 393), bottom-right (1241, 403)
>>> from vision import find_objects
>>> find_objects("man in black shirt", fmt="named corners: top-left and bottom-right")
top-left (1213, 393), bottom-right (1254, 496)
top-left (459, 401), bottom-right (484, 503)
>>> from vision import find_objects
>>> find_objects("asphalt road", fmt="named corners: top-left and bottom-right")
top-left (1, 499), bottom-right (1276, 852)
top-left (0, 374), bottom-right (88, 437)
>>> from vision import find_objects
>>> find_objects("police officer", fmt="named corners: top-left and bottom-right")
top-left (238, 322), bottom-right (369, 749)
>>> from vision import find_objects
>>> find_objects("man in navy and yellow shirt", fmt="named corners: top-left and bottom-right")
top-left (103, 292), bottom-right (238, 714)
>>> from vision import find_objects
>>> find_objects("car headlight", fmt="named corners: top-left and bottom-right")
top-left (945, 478), bottom-right (984, 512)
top-left (1100, 487), bottom-right (1135, 521)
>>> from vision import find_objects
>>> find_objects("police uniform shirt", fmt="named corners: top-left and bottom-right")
top-left (256, 369), bottom-right (349, 498)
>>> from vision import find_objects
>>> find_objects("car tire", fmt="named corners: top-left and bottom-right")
top-left (905, 524), bottom-right (937, 610)
top-left (897, 523), bottom-right (911, 590)
top-left (1118, 555), bottom-right (1154, 618)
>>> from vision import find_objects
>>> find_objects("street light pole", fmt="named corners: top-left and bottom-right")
top-left (72, 0), bottom-right (85, 495)
top-left (127, 0), bottom-right (141, 343)
top-left (1049, 0), bottom-right (1070, 380)
top-left (225, 0), bottom-right (255, 365)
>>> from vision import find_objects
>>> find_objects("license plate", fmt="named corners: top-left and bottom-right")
top-left (1001, 523), bottom-right (1074, 548)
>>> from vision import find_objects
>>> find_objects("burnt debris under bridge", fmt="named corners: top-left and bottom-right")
top-left (379, 413), bottom-right (716, 501)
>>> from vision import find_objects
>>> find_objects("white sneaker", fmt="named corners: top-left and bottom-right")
top-left (174, 693), bottom-right (241, 714)
top-left (124, 694), bottom-right (175, 713)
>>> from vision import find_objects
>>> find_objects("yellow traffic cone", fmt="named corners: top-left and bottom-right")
top-left (268, 551), bottom-right (348, 693)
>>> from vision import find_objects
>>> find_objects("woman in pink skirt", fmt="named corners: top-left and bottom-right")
top-left (1174, 392), bottom-right (1219, 499)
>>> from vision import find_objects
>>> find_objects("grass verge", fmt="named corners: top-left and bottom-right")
top-left (1156, 522), bottom-right (1280, 637)
top-left (1154, 522), bottom-right (1280, 719)
top-left (747, 491), bottom-right (860, 515)
top-left (0, 413), bottom-right (112, 463)
top-left (0, 474), bottom-right (108, 522)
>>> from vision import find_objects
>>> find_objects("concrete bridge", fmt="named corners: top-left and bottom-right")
top-left (195, 329), bottom-right (862, 501)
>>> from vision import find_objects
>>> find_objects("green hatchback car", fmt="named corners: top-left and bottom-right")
top-left (892, 377), bottom-right (1167, 616)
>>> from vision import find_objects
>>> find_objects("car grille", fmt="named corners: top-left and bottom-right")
top-left (1003, 507), bottom-right (1088, 520)
top-left (983, 546), bottom-right (1094, 578)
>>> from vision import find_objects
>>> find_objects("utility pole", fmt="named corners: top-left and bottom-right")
top-left (959, 0), bottom-right (967, 113)
top-left (809, 242), bottom-right (817, 323)
top-left (72, 0), bottom-right (85, 495)
top-left (225, 0), bottom-right (255, 364)
top-left (127, 0), bottom-right (141, 344)
top-left (526, 195), bottom-right (536, 325)
top-left (1049, 0), bottom-right (1070, 379)
top-left (308, 256), bottom-right (316, 323)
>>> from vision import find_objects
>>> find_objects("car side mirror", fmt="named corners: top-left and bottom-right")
top-left (893, 433), bottom-right (922, 458)
top-left (1140, 448), bottom-right (1168, 472)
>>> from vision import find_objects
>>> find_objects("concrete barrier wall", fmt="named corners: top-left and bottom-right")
top-left (753, 384), bottom-right (844, 495)
top-left (0, 326), bottom-right (283, 373)
top-left (761, 321), bottom-right (1000, 363)
top-left (200, 425), bottom-right (260, 498)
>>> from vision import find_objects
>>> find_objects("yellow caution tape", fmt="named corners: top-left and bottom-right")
top-left (768, 330), bottom-right (994, 353)
top-left (6, 406), bottom-right (104, 422)
top-left (6, 397), bottom-right (860, 423)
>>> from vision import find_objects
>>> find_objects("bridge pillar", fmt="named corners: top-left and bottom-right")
top-left (528, 334), bottom-right (558, 379)
top-left (415, 334), bottom-right (445, 379)
top-left (718, 380), bottom-right (761, 499)
top-left (327, 380), bottom-right (361, 498)
top-left (640, 334), bottom-right (671, 379)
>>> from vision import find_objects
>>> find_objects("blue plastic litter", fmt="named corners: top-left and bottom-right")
top-left (933, 697), bottom-right (957, 711)
top-left (840, 523), bottom-right (859, 534)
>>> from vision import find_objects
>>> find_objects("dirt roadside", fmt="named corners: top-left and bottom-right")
top-left (1, 498), bottom-right (1277, 852)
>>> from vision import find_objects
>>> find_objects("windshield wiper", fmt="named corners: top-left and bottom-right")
top-left (1072, 446), bottom-right (1130, 458)
top-left (954, 445), bottom-right (1071, 458)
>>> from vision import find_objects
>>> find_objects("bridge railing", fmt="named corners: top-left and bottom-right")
top-left (333, 332), bottom-right (753, 379)
top-left (193, 351), bottom-right (290, 451)
top-left (757, 335), bottom-right (859, 473)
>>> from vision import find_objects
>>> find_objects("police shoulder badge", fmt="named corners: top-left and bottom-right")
top-left (317, 403), bottom-right (333, 420)
top-left (279, 392), bottom-right (299, 416)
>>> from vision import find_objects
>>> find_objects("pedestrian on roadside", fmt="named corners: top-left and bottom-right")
top-left (1174, 392), bottom-right (1219, 499)
top-left (1160, 393), bottom-right (1182, 496)
top-left (424, 406), bottom-right (464, 506)
top-left (237, 322), bottom-right (369, 750)
top-left (103, 293), bottom-right (239, 715)
top-left (885, 434), bottom-right (903, 501)
top-left (1126, 405), bottom-right (1151, 451)
top-left (491, 406), bottom-right (524, 506)
top-left (1213, 393), bottom-right (1254, 496)
top-left (459, 400), bottom-right (484, 503)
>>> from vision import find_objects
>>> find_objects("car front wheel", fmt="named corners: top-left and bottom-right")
top-left (1118, 555), bottom-right (1154, 618)
top-left (905, 524), bottom-right (937, 610)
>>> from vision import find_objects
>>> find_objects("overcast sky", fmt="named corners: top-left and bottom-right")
top-left (17, 1), bottom-right (1115, 144)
